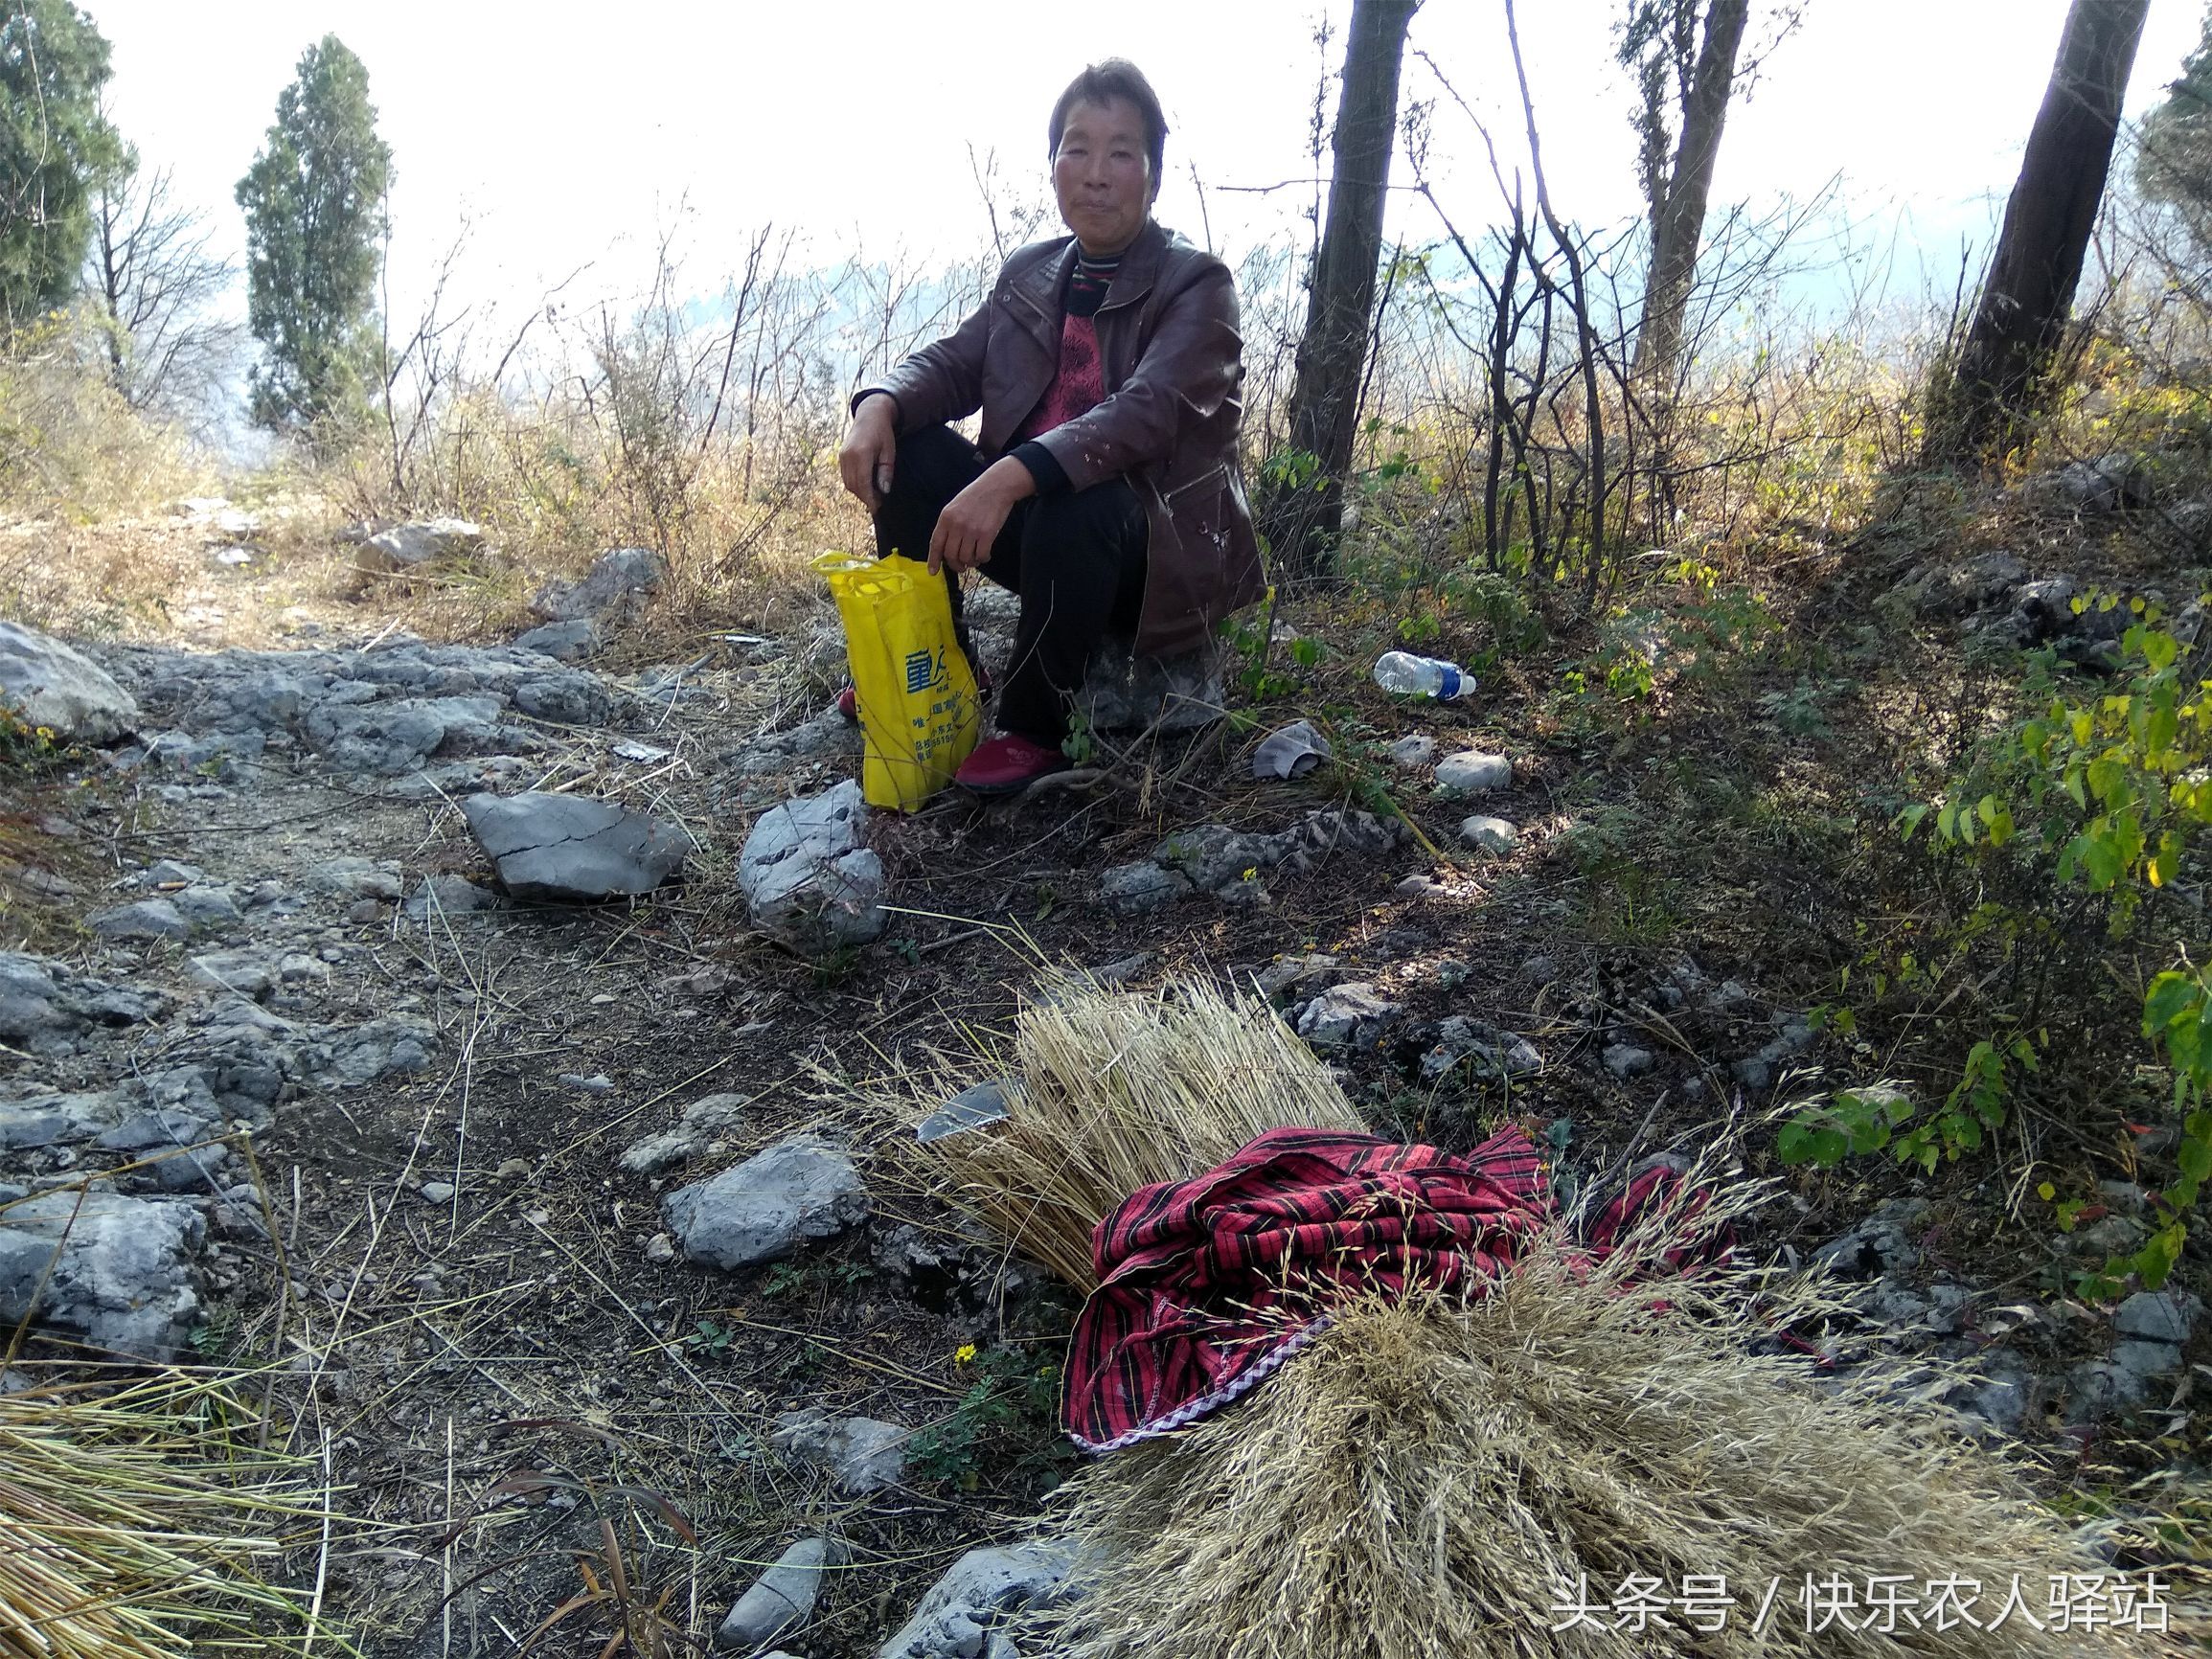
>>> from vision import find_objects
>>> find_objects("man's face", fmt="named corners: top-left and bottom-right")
top-left (1054, 96), bottom-right (1152, 256)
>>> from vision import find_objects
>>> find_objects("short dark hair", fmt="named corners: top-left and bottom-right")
top-left (1048, 59), bottom-right (1168, 193)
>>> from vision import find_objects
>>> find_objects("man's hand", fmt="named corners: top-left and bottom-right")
top-left (928, 457), bottom-right (1037, 575)
top-left (837, 394), bottom-right (900, 511)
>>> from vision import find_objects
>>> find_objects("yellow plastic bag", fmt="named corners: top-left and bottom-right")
top-left (814, 551), bottom-right (981, 810)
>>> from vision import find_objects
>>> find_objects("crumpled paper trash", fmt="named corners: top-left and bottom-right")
top-left (1252, 719), bottom-right (1333, 781)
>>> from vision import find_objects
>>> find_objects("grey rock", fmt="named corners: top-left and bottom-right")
top-left (419, 1181), bottom-right (458, 1205)
top-left (2112, 1339), bottom-right (2184, 1380)
top-left (878, 1542), bottom-right (1079, 1659)
top-left (172, 886), bottom-right (242, 925)
top-left (2115, 1289), bottom-right (2198, 1345)
top-left (559, 1073), bottom-right (615, 1093)
top-left (1099, 860), bottom-right (1190, 915)
top-left (187, 949), bottom-right (275, 999)
top-left (1090, 952), bottom-right (1152, 986)
top-left (1885, 552), bottom-right (2026, 619)
top-left (725, 705), bottom-right (862, 776)
top-left (1394, 872), bottom-right (1448, 898)
top-left (769, 1406), bottom-right (907, 1494)
top-left (314, 1016), bottom-right (436, 1084)
top-left (2056, 452), bottom-right (2150, 514)
top-left (619, 1093), bottom-right (751, 1175)
top-left (148, 1143), bottom-right (232, 1193)
top-left (737, 782), bottom-right (885, 952)
top-left (0, 1190), bottom-right (204, 1361)
top-left (2097, 1179), bottom-right (2150, 1216)
top-left (404, 874), bottom-right (496, 919)
top-left (1385, 733), bottom-right (1436, 769)
top-left (95, 1107), bottom-right (212, 1153)
top-left (1813, 1199), bottom-right (1930, 1280)
top-left (1419, 1017), bottom-right (1540, 1081)
top-left (1076, 640), bottom-right (1223, 733)
top-left (1603, 1043), bottom-right (1654, 1079)
top-left (1731, 1057), bottom-right (1773, 1093)
top-left (354, 516), bottom-right (487, 573)
top-left (306, 694), bottom-right (508, 775)
top-left (0, 620), bottom-right (138, 742)
top-left (532, 547), bottom-right (667, 623)
top-left (718, 1536), bottom-right (844, 1650)
top-left (513, 619), bottom-right (600, 662)
top-left (306, 858), bottom-right (403, 902)
top-left (507, 670), bottom-right (615, 726)
top-left (1152, 825), bottom-right (1279, 894)
top-left (1953, 1352), bottom-right (2031, 1432)
top-left (1295, 982), bottom-right (1401, 1049)
top-left (662, 1134), bottom-right (870, 1269)
top-left (1926, 1282), bottom-right (1976, 1336)
top-left (2068, 1359), bottom-right (2148, 1422)
top-left (463, 791), bottom-right (691, 901)
top-left (1459, 814), bottom-right (1519, 855)
top-left (88, 898), bottom-right (191, 942)
top-left (147, 859), bottom-right (204, 885)
top-left (2073, 1213), bottom-right (2148, 1258)
top-left (0, 1088), bottom-right (125, 1149)
top-left (1434, 750), bottom-right (1512, 796)
top-left (1251, 952), bottom-right (1341, 999)
top-left (144, 730), bottom-right (266, 779)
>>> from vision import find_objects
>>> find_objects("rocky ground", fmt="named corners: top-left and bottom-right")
top-left (0, 511), bottom-right (2204, 1654)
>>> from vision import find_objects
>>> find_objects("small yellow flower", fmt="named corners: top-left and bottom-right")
top-left (953, 1343), bottom-right (977, 1365)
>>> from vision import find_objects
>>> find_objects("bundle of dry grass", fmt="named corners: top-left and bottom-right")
top-left (0, 1371), bottom-right (342, 1659)
top-left (892, 979), bottom-right (2181, 1658)
top-left (901, 974), bottom-right (1362, 1287)
top-left (1035, 1253), bottom-right (2172, 1658)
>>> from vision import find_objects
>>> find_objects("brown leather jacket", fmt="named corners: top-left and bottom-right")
top-left (865, 219), bottom-right (1265, 657)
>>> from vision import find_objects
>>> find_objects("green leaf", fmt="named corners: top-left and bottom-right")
top-left (2132, 1223), bottom-right (2185, 1291)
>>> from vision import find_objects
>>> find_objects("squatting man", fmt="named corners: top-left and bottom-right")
top-left (835, 57), bottom-right (1265, 796)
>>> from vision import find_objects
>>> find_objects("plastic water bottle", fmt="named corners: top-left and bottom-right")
top-left (1372, 651), bottom-right (1474, 700)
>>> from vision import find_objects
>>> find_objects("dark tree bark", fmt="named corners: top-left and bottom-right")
top-left (1269, 0), bottom-right (1420, 580)
top-left (1928, 0), bottom-right (2150, 463)
top-left (1630, 0), bottom-right (1750, 384)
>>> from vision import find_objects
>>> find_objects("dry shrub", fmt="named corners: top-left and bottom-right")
top-left (0, 1370), bottom-right (344, 1658)
top-left (896, 974), bottom-right (1364, 1288)
top-left (0, 314), bottom-right (208, 522)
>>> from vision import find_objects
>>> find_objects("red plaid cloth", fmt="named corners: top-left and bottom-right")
top-left (1062, 1126), bottom-right (1691, 1451)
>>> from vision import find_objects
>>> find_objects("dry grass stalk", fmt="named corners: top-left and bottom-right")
top-left (0, 1371), bottom-right (344, 1658)
top-left (899, 974), bottom-right (1363, 1287)
top-left (1036, 1243), bottom-right (2172, 1659)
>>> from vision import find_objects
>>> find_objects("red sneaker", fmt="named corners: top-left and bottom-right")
top-left (954, 733), bottom-right (1071, 797)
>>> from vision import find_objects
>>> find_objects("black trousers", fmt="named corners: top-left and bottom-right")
top-left (874, 424), bottom-right (1148, 746)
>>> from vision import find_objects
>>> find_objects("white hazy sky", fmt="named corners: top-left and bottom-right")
top-left (81, 1), bottom-right (2212, 333)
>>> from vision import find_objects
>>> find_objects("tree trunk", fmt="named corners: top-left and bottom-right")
top-left (1270, 0), bottom-right (1419, 580)
top-left (1928, 0), bottom-right (2149, 463)
top-left (1630, 0), bottom-right (1750, 386)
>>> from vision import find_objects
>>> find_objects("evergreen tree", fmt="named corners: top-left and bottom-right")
top-left (2136, 6), bottom-right (2212, 252)
top-left (235, 34), bottom-right (391, 432)
top-left (0, 0), bottom-right (122, 326)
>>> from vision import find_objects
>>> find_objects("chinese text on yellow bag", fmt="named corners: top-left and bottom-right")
top-left (813, 552), bottom-right (980, 810)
